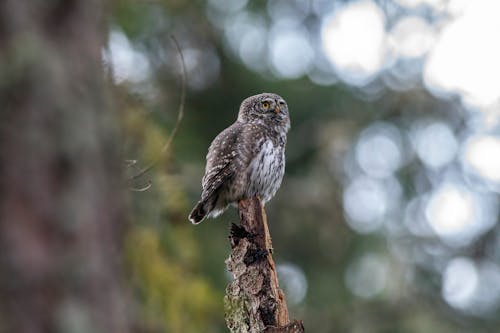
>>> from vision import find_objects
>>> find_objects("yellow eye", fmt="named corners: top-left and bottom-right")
top-left (262, 101), bottom-right (270, 109)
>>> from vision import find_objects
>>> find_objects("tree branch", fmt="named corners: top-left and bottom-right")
top-left (127, 35), bottom-right (186, 188)
top-left (224, 197), bottom-right (304, 333)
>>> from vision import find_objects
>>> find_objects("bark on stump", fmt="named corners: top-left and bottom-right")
top-left (224, 197), bottom-right (304, 333)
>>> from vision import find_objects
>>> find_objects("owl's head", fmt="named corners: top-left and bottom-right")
top-left (237, 93), bottom-right (290, 130)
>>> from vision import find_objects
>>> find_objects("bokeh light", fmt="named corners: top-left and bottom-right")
top-left (463, 135), bottom-right (500, 186)
top-left (425, 182), bottom-right (498, 246)
top-left (424, 0), bottom-right (500, 107)
top-left (223, 11), bottom-right (268, 72)
top-left (321, 0), bottom-right (386, 86)
top-left (355, 122), bottom-right (403, 178)
top-left (404, 196), bottom-right (433, 237)
top-left (269, 21), bottom-right (314, 79)
top-left (388, 16), bottom-right (435, 59)
top-left (411, 120), bottom-right (458, 170)
top-left (238, 23), bottom-right (268, 72)
top-left (344, 176), bottom-right (387, 233)
top-left (267, 0), bottom-right (310, 23)
top-left (277, 263), bottom-right (308, 305)
top-left (442, 257), bottom-right (478, 310)
top-left (345, 253), bottom-right (389, 299)
top-left (443, 258), bottom-right (500, 315)
top-left (105, 29), bottom-right (151, 84)
top-left (471, 262), bottom-right (500, 315)
top-left (394, 0), bottom-right (445, 10)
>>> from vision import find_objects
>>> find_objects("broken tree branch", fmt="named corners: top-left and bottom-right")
top-left (224, 197), bottom-right (304, 333)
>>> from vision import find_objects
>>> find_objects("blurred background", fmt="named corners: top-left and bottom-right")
top-left (15, 0), bottom-right (500, 332)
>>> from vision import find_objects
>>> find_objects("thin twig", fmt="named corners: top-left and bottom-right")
top-left (128, 35), bottom-right (187, 184)
top-left (161, 36), bottom-right (186, 154)
top-left (130, 181), bottom-right (152, 192)
top-left (125, 160), bottom-right (152, 191)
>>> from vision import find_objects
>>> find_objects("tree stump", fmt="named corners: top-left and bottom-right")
top-left (224, 197), bottom-right (304, 333)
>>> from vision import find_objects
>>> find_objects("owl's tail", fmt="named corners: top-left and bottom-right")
top-left (189, 200), bottom-right (208, 224)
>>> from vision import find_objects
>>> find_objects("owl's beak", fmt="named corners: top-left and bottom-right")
top-left (274, 105), bottom-right (281, 114)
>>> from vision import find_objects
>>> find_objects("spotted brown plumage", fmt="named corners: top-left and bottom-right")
top-left (189, 93), bottom-right (291, 224)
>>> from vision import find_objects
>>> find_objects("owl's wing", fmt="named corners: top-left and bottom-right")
top-left (200, 124), bottom-right (242, 200)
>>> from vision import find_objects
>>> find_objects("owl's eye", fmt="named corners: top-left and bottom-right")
top-left (261, 101), bottom-right (270, 109)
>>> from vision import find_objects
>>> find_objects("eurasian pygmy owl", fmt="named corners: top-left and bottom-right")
top-left (189, 93), bottom-right (290, 224)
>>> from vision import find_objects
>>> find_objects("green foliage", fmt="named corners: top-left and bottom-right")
top-left (126, 226), bottom-right (224, 333)
top-left (121, 98), bottom-right (226, 331)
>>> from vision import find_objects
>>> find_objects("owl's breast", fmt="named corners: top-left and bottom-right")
top-left (246, 139), bottom-right (285, 203)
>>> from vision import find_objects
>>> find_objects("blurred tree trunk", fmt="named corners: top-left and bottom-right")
top-left (0, 1), bottom-right (130, 332)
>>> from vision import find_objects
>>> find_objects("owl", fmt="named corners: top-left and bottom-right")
top-left (189, 93), bottom-right (290, 224)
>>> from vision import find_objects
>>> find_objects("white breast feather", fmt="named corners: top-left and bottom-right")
top-left (247, 140), bottom-right (284, 203)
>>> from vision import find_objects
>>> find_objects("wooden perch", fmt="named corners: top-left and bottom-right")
top-left (224, 197), bottom-right (304, 333)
